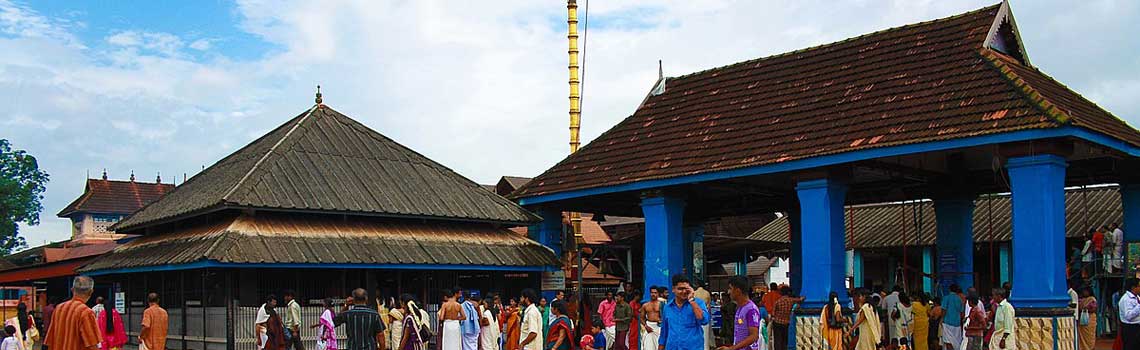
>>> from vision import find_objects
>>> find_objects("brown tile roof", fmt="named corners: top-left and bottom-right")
top-left (57, 179), bottom-right (174, 217)
top-left (116, 105), bottom-right (539, 231)
top-left (749, 185), bottom-right (1121, 249)
top-left (81, 212), bottom-right (559, 272)
top-left (514, 3), bottom-right (1140, 199)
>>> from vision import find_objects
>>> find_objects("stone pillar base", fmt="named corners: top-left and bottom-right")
top-left (792, 308), bottom-right (852, 350)
top-left (1012, 310), bottom-right (1076, 350)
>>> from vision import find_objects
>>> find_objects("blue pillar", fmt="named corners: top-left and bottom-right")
top-left (852, 250), bottom-right (864, 288)
top-left (922, 247), bottom-right (933, 294)
top-left (1123, 185), bottom-right (1140, 243)
top-left (787, 208), bottom-right (802, 293)
top-left (1006, 154), bottom-right (1068, 308)
top-left (999, 243), bottom-right (1011, 285)
top-left (641, 195), bottom-right (685, 302)
top-left (736, 250), bottom-right (749, 277)
top-left (796, 178), bottom-right (849, 308)
top-left (530, 208), bottom-right (563, 259)
top-left (935, 198), bottom-right (975, 290)
top-left (531, 208), bottom-right (564, 301)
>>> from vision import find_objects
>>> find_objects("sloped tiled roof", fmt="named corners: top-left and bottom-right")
top-left (749, 185), bottom-right (1121, 249)
top-left (117, 105), bottom-right (539, 231)
top-left (57, 179), bottom-right (174, 217)
top-left (515, 3), bottom-right (1140, 198)
top-left (82, 212), bottom-right (559, 272)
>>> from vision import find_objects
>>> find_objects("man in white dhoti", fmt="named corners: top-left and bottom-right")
top-left (641, 287), bottom-right (663, 350)
top-left (440, 288), bottom-right (466, 350)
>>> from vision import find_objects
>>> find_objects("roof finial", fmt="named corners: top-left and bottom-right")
top-left (129, 170), bottom-right (135, 182)
top-left (315, 85), bottom-right (323, 106)
top-left (101, 169), bottom-right (108, 181)
top-left (156, 172), bottom-right (162, 183)
top-left (658, 59), bottom-right (663, 79)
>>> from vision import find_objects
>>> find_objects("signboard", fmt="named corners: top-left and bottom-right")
top-left (114, 292), bottom-right (125, 314)
top-left (541, 271), bottom-right (566, 291)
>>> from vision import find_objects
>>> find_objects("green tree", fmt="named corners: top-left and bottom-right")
top-left (0, 139), bottom-right (49, 255)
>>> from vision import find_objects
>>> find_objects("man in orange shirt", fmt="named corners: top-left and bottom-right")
top-left (140, 292), bottom-right (169, 350)
top-left (43, 275), bottom-right (100, 350)
top-left (760, 283), bottom-right (781, 312)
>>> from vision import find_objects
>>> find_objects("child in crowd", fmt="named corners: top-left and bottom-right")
top-left (1, 325), bottom-right (19, 350)
top-left (582, 322), bottom-right (607, 350)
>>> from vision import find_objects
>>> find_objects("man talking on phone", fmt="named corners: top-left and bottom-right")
top-left (657, 274), bottom-right (709, 350)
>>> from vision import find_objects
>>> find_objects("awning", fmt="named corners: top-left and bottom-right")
top-left (0, 259), bottom-right (92, 284)
top-left (81, 212), bottom-right (560, 274)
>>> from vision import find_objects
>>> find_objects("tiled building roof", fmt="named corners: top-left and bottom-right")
top-left (514, 3), bottom-right (1140, 198)
top-left (749, 185), bottom-right (1120, 249)
top-left (117, 105), bottom-right (539, 231)
top-left (57, 179), bottom-right (174, 217)
top-left (81, 212), bottom-right (558, 272)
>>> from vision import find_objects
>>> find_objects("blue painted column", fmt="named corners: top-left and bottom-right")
top-left (1123, 185), bottom-right (1140, 243)
top-left (530, 208), bottom-right (564, 301)
top-left (1006, 154), bottom-right (1069, 309)
top-left (935, 198), bottom-right (975, 290)
top-left (787, 208), bottom-right (803, 293)
top-left (852, 250), bottom-right (864, 288)
top-left (999, 243), bottom-right (1011, 285)
top-left (922, 247), bottom-right (933, 294)
top-left (530, 208), bottom-right (564, 257)
top-left (641, 194), bottom-right (686, 301)
top-left (796, 178), bottom-right (849, 308)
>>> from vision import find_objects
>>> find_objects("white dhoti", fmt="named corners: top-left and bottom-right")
top-left (642, 321), bottom-right (661, 350)
top-left (940, 324), bottom-right (963, 350)
top-left (704, 324), bottom-right (713, 350)
top-left (443, 320), bottom-right (463, 350)
top-left (604, 325), bottom-right (616, 350)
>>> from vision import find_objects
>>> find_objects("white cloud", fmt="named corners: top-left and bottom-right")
top-left (3, 0), bottom-right (1140, 247)
top-left (188, 38), bottom-right (211, 51)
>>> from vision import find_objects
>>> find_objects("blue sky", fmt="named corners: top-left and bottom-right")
top-left (2, 0), bottom-right (1139, 247)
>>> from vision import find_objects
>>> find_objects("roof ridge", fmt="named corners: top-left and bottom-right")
top-left (221, 105), bottom-right (320, 202)
top-left (978, 49), bottom-right (1071, 124)
top-left (669, 3), bottom-right (1001, 81)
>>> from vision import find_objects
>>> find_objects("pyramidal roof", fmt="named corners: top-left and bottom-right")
top-left (116, 105), bottom-right (539, 231)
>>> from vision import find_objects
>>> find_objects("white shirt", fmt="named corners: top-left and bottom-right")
top-left (0, 337), bottom-right (18, 350)
top-left (1112, 229), bottom-right (1125, 250)
top-left (521, 304), bottom-right (544, 350)
top-left (1081, 241), bottom-right (1093, 262)
top-left (1120, 291), bottom-right (1140, 325)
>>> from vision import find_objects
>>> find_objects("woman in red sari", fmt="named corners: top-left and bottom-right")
top-left (96, 298), bottom-right (127, 350)
top-left (546, 300), bottom-right (573, 350)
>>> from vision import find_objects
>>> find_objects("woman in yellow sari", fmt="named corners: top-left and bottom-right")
top-left (848, 289), bottom-right (881, 350)
top-left (820, 292), bottom-right (847, 350)
top-left (910, 293), bottom-right (930, 350)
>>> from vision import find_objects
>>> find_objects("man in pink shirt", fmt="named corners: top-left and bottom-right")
top-left (597, 291), bottom-right (617, 349)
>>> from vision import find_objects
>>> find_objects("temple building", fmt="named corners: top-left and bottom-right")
top-left (0, 173), bottom-right (173, 304)
top-left (77, 102), bottom-right (558, 350)
top-left (513, 2), bottom-right (1140, 349)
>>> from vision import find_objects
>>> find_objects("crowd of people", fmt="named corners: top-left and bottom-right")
top-left (12, 272), bottom-right (1140, 350)
top-left (13, 275), bottom-right (170, 350)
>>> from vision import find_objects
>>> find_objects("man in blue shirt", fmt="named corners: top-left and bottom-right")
top-left (659, 274), bottom-right (709, 350)
top-left (940, 284), bottom-right (965, 350)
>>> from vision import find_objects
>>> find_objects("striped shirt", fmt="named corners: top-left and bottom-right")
top-left (334, 305), bottom-right (386, 350)
top-left (43, 297), bottom-right (100, 350)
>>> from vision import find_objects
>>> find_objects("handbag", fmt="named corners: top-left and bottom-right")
top-left (1079, 310), bottom-right (1090, 326)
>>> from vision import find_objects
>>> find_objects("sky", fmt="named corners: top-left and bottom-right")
top-left (2, 0), bottom-right (1139, 247)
